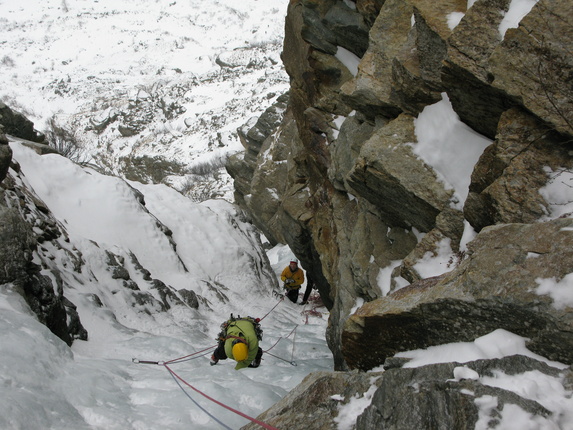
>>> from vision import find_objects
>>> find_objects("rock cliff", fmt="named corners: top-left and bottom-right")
top-left (231, 0), bottom-right (573, 427)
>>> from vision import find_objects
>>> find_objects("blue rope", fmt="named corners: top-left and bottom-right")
top-left (166, 366), bottom-right (233, 430)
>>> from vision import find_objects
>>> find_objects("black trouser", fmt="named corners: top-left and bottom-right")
top-left (248, 347), bottom-right (263, 368)
top-left (302, 275), bottom-right (314, 303)
top-left (285, 288), bottom-right (299, 303)
top-left (213, 341), bottom-right (227, 361)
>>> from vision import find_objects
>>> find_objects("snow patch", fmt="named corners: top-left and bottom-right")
top-left (535, 273), bottom-right (573, 310)
top-left (335, 46), bottom-right (360, 77)
top-left (499, 0), bottom-right (539, 38)
top-left (412, 93), bottom-right (491, 209)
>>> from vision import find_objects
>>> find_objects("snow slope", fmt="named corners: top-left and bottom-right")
top-left (2, 140), bottom-right (332, 429)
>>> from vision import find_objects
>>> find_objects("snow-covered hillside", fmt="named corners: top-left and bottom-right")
top-left (1, 0), bottom-right (290, 196)
top-left (2, 139), bottom-right (332, 429)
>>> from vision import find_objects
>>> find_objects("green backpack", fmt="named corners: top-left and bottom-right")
top-left (216, 314), bottom-right (263, 342)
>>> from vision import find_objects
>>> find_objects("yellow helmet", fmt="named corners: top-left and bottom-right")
top-left (232, 341), bottom-right (249, 361)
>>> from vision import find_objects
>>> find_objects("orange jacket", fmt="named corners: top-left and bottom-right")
top-left (281, 266), bottom-right (304, 290)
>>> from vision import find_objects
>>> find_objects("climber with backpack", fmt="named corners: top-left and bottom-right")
top-left (210, 315), bottom-right (263, 370)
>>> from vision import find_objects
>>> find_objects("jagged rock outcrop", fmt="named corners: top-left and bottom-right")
top-left (241, 370), bottom-right (385, 430)
top-left (357, 355), bottom-right (572, 430)
top-left (0, 205), bottom-right (35, 285)
top-left (488, 0), bottom-right (573, 137)
top-left (0, 132), bottom-right (11, 183)
top-left (227, 92), bottom-right (290, 224)
top-left (0, 200), bottom-right (82, 345)
top-left (2, 126), bottom-right (217, 345)
top-left (230, 0), bottom-right (572, 427)
top-left (342, 218), bottom-right (573, 371)
top-left (1, 158), bottom-right (87, 345)
top-left (0, 116), bottom-right (87, 345)
top-left (242, 354), bottom-right (571, 430)
top-left (464, 107), bottom-right (573, 230)
top-left (345, 113), bottom-right (454, 231)
top-left (0, 102), bottom-right (45, 143)
top-left (229, 0), bottom-right (573, 370)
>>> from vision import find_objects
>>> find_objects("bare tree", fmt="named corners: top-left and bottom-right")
top-left (45, 116), bottom-right (90, 165)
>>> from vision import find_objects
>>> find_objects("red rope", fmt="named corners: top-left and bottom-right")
top-left (164, 363), bottom-right (280, 430)
top-left (164, 345), bottom-right (216, 364)
top-left (259, 296), bottom-right (284, 321)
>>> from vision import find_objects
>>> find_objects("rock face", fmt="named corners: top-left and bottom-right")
top-left (242, 370), bottom-right (385, 430)
top-left (0, 133), bottom-right (11, 183)
top-left (342, 218), bottom-right (573, 371)
top-left (464, 107), bottom-right (572, 230)
top-left (1, 162), bottom-right (87, 345)
top-left (229, 0), bottom-right (573, 367)
top-left (0, 102), bottom-right (45, 143)
top-left (230, 0), bottom-right (573, 428)
top-left (241, 354), bottom-right (572, 430)
top-left (357, 356), bottom-right (571, 430)
top-left (2, 124), bottom-right (226, 347)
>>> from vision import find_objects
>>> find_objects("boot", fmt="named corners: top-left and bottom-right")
top-left (210, 355), bottom-right (219, 366)
top-left (248, 348), bottom-right (263, 368)
top-left (299, 300), bottom-right (308, 305)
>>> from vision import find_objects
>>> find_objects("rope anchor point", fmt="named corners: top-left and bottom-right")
top-left (132, 358), bottom-right (165, 365)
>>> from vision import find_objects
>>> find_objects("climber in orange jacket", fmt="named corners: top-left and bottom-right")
top-left (281, 258), bottom-right (305, 303)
